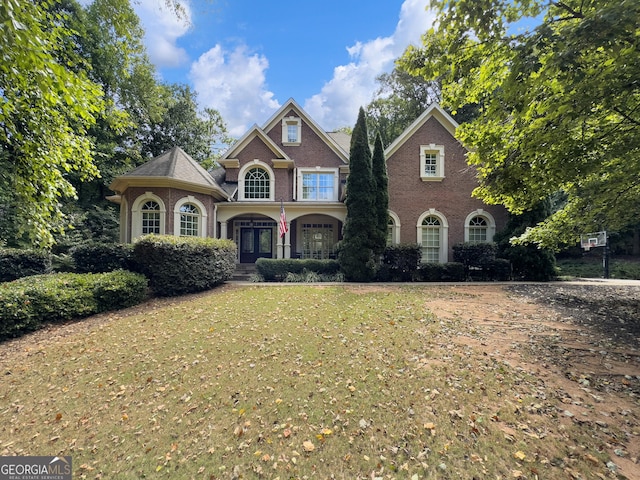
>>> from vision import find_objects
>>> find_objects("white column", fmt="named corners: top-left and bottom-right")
top-left (284, 224), bottom-right (291, 259)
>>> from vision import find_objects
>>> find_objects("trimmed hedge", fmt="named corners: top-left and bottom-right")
top-left (256, 258), bottom-right (340, 281)
top-left (0, 248), bottom-right (51, 282)
top-left (70, 242), bottom-right (134, 273)
top-left (418, 262), bottom-right (466, 282)
top-left (0, 271), bottom-right (148, 340)
top-left (132, 235), bottom-right (237, 296)
top-left (378, 244), bottom-right (421, 281)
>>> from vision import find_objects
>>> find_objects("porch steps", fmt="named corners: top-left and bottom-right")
top-left (229, 264), bottom-right (257, 282)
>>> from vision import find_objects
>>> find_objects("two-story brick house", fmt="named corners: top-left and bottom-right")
top-left (109, 98), bottom-right (507, 263)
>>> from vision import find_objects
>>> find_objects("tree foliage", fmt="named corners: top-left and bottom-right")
top-left (338, 108), bottom-right (377, 282)
top-left (0, 0), bottom-right (104, 247)
top-left (401, 0), bottom-right (640, 249)
top-left (371, 133), bottom-right (389, 257)
top-left (365, 68), bottom-right (440, 146)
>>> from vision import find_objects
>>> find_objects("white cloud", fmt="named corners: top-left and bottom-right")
top-left (135, 0), bottom-right (191, 68)
top-left (190, 45), bottom-right (280, 137)
top-left (305, 0), bottom-right (436, 130)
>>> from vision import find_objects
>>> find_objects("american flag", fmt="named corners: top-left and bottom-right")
top-left (279, 202), bottom-right (288, 238)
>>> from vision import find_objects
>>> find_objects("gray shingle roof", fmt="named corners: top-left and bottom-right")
top-left (123, 146), bottom-right (218, 188)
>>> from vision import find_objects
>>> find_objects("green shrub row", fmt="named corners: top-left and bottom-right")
top-left (256, 258), bottom-right (340, 281)
top-left (133, 235), bottom-right (237, 297)
top-left (70, 242), bottom-right (134, 273)
top-left (418, 262), bottom-right (467, 282)
top-left (0, 270), bottom-right (148, 340)
top-left (0, 248), bottom-right (51, 282)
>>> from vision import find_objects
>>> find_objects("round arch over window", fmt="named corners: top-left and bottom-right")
top-left (464, 209), bottom-right (496, 243)
top-left (239, 161), bottom-right (275, 201)
top-left (174, 196), bottom-right (208, 237)
top-left (131, 193), bottom-right (166, 240)
top-left (416, 210), bottom-right (449, 264)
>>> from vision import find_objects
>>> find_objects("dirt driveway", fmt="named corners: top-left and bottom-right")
top-left (421, 281), bottom-right (640, 479)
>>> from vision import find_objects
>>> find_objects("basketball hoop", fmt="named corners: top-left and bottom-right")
top-left (580, 232), bottom-right (606, 252)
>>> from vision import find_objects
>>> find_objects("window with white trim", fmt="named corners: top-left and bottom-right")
top-left (179, 203), bottom-right (200, 237)
top-left (282, 116), bottom-right (301, 145)
top-left (464, 210), bottom-right (496, 244)
top-left (420, 216), bottom-right (441, 263)
top-left (468, 216), bottom-right (488, 243)
top-left (244, 167), bottom-right (270, 199)
top-left (297, 169), bottom-right (338, 201)
top-left (420, 144), bottom-right (445, 181)
top-left (141, 200), bottom-right (161, 235)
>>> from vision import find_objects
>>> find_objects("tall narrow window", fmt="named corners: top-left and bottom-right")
top-left (282, 117), bottom-right (301, 145)
top-left (141, 201), bottom-right (161, 234)
top-left (421, 216), bottom-right (441, 263)
top-left (419, 145), bottom-right (445, 181)
top-left (468, 216), bottom-right (488, 243)
top-left (244, 167), bottom-right (270, 199)
top-left (180, 203), bottom-right (200, 237)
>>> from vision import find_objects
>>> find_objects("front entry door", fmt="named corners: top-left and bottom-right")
top-left (240, 227), bottom-right (273, 263)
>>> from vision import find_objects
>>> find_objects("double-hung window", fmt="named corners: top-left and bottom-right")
top-left (298, 169), bottom-right (338, 201)
top-left (420, 144), bottom-right (445, 181)
top-left (282, 117), bottom-right (301, 145)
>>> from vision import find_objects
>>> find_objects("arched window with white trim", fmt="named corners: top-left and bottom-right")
top-left (174, 196), bottom-right (208, 237)
top-left (387, 211), bottom-right (401, 245)
top-left (417, 210), bottom-right (449, 263)
top-left (239, 161), bottom-right (275, 201)
top-left (464, 210), bottom-right (496, 244)
top-left (131, 193), bottom-right (166, 240)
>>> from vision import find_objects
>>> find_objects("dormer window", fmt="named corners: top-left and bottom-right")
top-left (282, 117), bottom-right (301, 145)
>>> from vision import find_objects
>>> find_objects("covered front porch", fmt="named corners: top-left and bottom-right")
top-left (216, 202), bottom-right (346, 263)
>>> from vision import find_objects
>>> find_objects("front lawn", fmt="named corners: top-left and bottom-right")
top-left (0, 285), bottom-right (635, 479)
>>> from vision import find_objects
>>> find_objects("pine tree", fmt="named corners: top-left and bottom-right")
top-left (371, 132), bottom-right (389, 257)
top-left (338, 108), bottom-right (377, 281)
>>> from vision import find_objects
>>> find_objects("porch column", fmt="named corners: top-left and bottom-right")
top-left (220, 221), bottom-right (228, 240)
top-left (284, 226), bottom-right (291, 259)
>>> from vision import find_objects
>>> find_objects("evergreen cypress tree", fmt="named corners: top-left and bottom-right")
top-left (371, 132), bottom-right (389, 257)
top-left (338, 108), bottom-right (377, 281)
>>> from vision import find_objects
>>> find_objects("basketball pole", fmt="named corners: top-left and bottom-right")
top-left (603, 233), bottom-right (610, 279)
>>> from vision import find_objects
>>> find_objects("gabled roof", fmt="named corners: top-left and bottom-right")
top-left (109, 146), bottom-right (231, 200)
top-left (384, 103), bottom-right (461, 158)
top-left (219, 124), bottom-right (292, 166)
top-left (261, 98), bottom-right (350, 163)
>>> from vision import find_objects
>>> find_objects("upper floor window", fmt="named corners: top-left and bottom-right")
top-left (282, 116), bottom-right (301, 145)
top-left (420, 144), bottom-right (445, 181)
top-left (179, 203), bottom-right (200, 237)
top-left (244, 167), bottom-right (270, 199)
top-left (141, 200), bottom-right (161, 235)
top-left (298, 169), bottom-right (338, 201)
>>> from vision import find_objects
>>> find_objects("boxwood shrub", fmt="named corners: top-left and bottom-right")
top-left (0, 271), bottom-right (148, 340)
top-left (132, 235), bottom-right (237, 296)
top-left (256, 258), bottom-right (340, 281)
top-left (0, 248), bottom-right (51, 282)
top-left (70, 242), bottom-right (134, 273)
top-left (378, 244), bottom-right (421, 281)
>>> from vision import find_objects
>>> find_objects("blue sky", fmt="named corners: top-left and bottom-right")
top-left (133, 0), bottom-right (436, 136)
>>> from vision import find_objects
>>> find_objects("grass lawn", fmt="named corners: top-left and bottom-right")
top-left (0, 284), bottom-right (632, 479)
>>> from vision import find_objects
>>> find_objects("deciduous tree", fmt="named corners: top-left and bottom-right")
top-left (401, 0), bottom-right (640, 249)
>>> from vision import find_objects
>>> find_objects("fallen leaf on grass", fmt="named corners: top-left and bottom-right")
top-left (303, 441), bottom-right (315, 452)
top-left (514, 451), bottom-right (526, 461)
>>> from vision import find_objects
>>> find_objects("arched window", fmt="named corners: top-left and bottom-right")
top-left (421, 216), bottom-right (441, 263)
top-left (244, 167), bottom-right (270, 199)
top-left (132, 193), bottom-right (166, 240)
top-left (179, 203), bottom-right (200, 237)
top-left (464, 210), bottom-right (496, 243)
top-left (468, 216), bottom-right (488, 243)
top-left (141, 200), bottom-right (161, 235)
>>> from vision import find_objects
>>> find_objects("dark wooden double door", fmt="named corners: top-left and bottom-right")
top-left (240, 227), bottom-right (273, 263)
